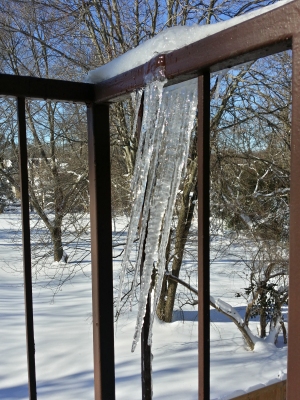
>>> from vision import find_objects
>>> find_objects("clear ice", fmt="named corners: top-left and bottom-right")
top-left (117, 77), bottom-right (198, 351)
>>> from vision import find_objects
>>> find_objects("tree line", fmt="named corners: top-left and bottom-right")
top-left (0, 0), bottom-right (291, 344)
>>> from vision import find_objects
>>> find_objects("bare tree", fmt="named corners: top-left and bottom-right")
top-left (0, 4), bottom-right (90, 262)
top-left (0, 0), bottom-right (290, 318)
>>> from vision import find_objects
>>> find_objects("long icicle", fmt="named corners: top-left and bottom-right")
top-left (131, 79), bottom-right (198, 351)
top-left (148, 82), bottom-right (198, 345)
top-left (116, 79), bottom-right (166, 314)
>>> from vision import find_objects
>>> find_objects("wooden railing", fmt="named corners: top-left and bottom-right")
top-left (96, 1), bottom-right (298, 398)
top-left (233, 381), bottom-right (286, 400)
top-left (2, 0), bottom-right (300, 399)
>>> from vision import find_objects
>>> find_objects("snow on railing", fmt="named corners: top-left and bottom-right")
top-left (86, 0), bottom-right (293, 84)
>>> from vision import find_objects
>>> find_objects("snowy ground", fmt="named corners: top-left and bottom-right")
top-left (0, 213), bottom-right (287, 399)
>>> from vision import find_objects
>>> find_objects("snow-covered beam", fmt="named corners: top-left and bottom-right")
top-left (95, 0), bottom-right (298, 103)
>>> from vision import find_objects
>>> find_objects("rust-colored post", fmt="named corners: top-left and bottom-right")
top-left (137, 95), bottom-right (153, 400)
top-left (141, 240), bottom-right (152, 399)
top-left (287, 32), bottom-right (300, 399)
top-left (198, 73), bottom-right (211, 400)
top-left (141, 275), bottom-right (152, 399)
top-left (87, 103), bottom-right (115, 400)
top-left (17, 97), bottom-right (37, 400)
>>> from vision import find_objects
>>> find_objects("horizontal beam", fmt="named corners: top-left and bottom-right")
top-left (0, 74), bottom-right (95, 103)
top-left (232, 381), bottom-right (286, 400)
top-left (96, 0), bottom-right (298, 103)
top-left (165, 0), bottom-right (296, 79)
top-left (95, 55), bottom-right (165, 103)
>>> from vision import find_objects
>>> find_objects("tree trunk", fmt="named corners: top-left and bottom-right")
top-left (260, 311), bottom-right (267, 338)
top-left (156, 274), bottom-right (168, 321)
top-left (157, 140), bottom-right (198, 322)
top-left (52, 226), bottom-right (64, 262)
top-left (156, 227), bottom-right (172, 321)
top-left (163, 278), bottom-right (178, 322)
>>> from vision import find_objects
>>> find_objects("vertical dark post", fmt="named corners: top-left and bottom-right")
top-left (287, 33), bottom-right (300, 399)
top-left (198, 73), bottom-right (210, 400)
top-left (136, 94), bottom-right (153, 400)
top-left (17, 97), bottom-right (37, 400)
top-left (87, 103), bottom-right (115, 400)
top-left (141, 254), bottom-right (152, 400)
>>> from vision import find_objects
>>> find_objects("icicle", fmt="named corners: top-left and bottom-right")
top-left (131, 79), bottom-right (198, 352)
top-left (148, 83), bottom-right (198, 345)
top-left (130, 89), bottom-right (143, 140)
top-left (212, 70), bottom-right (227, 100)
top-left (128, 91), bottom-right (169, 307)
top-left (116, 79), bottom-right (166, 314)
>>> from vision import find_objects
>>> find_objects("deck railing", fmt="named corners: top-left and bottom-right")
top-left (234, 381), bottom-right (286, 400)
top-left (1, 0), bottom-right (300, 399)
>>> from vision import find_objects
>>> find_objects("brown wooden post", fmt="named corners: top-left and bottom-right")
top-left (287, 32), bottom-right (300, 399)
top-left (87, 103), bottom-right (115, 400)
top-left (137, 95), bottom-right (153, 400)
top-left (141, 271), bottom-right (153, 400)
top-left (17, 97), bottom-right (37, 400)
top-left (198, 72), bottom-right (211, 400)
top-left (141, 243), bottom-right (153, 399)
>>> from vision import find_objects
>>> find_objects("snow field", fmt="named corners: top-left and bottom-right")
top-left (0, 214), bottom-right (287, 399)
